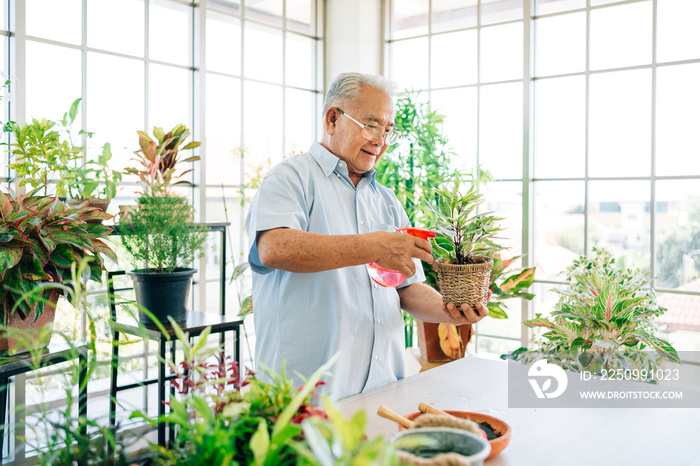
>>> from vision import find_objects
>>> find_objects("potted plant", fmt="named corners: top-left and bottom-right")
top-left (429, 175), bottom-right (504, 312)
top-left (6, 99), bottom-right (85, 197)
top-left (118, 182), bottom-right (207, 324)
top-left (503, 248), bottom-right (680, 374)
top-left (0, 188), bottom-right (117, 355)
top-left (64, 142), bottom-right (122, 221)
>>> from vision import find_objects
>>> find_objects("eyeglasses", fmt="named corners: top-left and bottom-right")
top-left (336, 108), bottom-right (402, 146)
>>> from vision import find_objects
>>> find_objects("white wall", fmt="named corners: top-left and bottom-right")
top-left (323, 0), bottom-right (384, 91)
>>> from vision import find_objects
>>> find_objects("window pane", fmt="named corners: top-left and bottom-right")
top-left (431, 0), bottom-right (476, 33)
top-left (535, 0), bottom-right (585, 16)
top-left (655, 180), bottom-right (700, 289)
top-left (244, 81), bottom-right (282, 164)
top-left (430, 87), bottom-right (477, 173)
top-left (656, 291), bottom-right (700, 352)
top-left (534, 76), bottom-right (585, 178)
top-left (657, 0), bottom-right (700, 63)
top-left (149, 64), bottom-right (191, 132)
top-left (25, 41), bottom-right (82, 122)
top-left (285, 33), bottom-right (315, 89)
top-left (588, 180), bottom-right (651, 272)
top-left (475, 336), bottom-right (521, 356)
top-left (534, 181), bottom-right (585, 281)
top-left (245, 0), bottom-right (282, 27)
top-left (480, 0), bottom-right (522, 26)
top-left (589, 69), bottom-right (651, 178)
top-left (477, 300), bottom-right (522, 338)
top-left (390, 38), bottom-right (429, 91)
top-left (286, 0), bottom-right (315, 35)
top-left (285, 88), bottom-right (316, 157)
top-left (480, 22), bottom-right (523, 83)
top-left (431, 30), bottom-right (477, 88)
top-left (27, 0), bottom-right (81, 45)
top-left (479, 82), bottom-right (522, 179)
top-left (205, 74), bottom-right (241, 186)
top-left (482, 181), bottom-right (523, 257)
top-left (534, 12), bottom-right (585, 77)
top-left (244, 23), bottom-right (282, 84)
top-left (150, 0), bottom-right (190, 66)
top-left (206, 12), bottom-right (241, 75)
top-left (87, 52), bottom-right (145, 173)
top-left (656, 63), bottom-right (700, 176)
top-left (391, 0), bottom-right (428, 40)
top-left (87, 0), bottom-right (144, 56)
top-left (590, 1), bottom-right (652, 71)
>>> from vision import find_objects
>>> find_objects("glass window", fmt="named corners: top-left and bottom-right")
top-left (150, 0), bottom-right (191, 66)
top-left (243, 80), bottom-right (283, 163)
top-left (656, 63), bottom-right (700, 176)
top-left (479, 82), bottom-right (523, 180)
top-left (431, 0), bottom-right (476, 33)
top-left (245, 0), bottom-right (282, 27)
top-left (535, 0), bottom-right (585, 16)
top-left (205, 74), bottom-right (241, 186)
top-left (480, 0), bottom-right (522, 26)
top-left (391, 0), bottom-right (428, 40)
top-left (285, 88), bottom-right (316, 156)
top-left (244, 22), bottom-right (283, 84)
top-left (588, 69), bottom-right (651, 178)
top-left (657, 0), bottom-right (700, 63)
top-left (27, 0), bottom-right (82, 44)
top-left (431, 30), bottom-right (477, 88)
top-left (589, 1), bottom-right (652, 71)
top-left (430, 87), bottom-right (477, 173)
top-left (286, 32), bottom-right (315, 89)
top-left (87, 0), bottom-right (145, 56)
top-left (148, 64), bottom-right (191, 132)
top-left (286, 0), bottom-right (315, 35)
top-left (390, 37), bottom-right (429, 91)
top-left (534, 12), bottom-right (585, 77)
top-left (480, 22), bottom-right (523, 83)
top-left (534, 75), bottom-right (586, 179)
top-left (206, 12), bottom-right (242, 76)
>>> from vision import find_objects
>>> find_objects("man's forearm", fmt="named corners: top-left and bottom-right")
top-left (398, 282), bottom-right (488, 325)
top-left (257, 228), bottom-right (378, 273)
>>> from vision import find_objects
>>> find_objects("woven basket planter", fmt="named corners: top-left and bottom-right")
top-left (432, 256), bottom-right (494, 309)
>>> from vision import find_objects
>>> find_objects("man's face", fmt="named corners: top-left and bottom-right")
top-left (324, 86), bottom-right (395, 181)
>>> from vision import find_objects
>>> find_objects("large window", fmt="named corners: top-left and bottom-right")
top-left (386, 0), bottom-right (700, 356)
top-left (1, 0), bottom-right (321, 459)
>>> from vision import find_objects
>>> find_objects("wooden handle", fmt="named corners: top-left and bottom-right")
top-left (418, 402), bottom-right (453, 417)
top-left (377, 405), bottom-right (414, 429)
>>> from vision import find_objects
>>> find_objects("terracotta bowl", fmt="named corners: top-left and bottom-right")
top-left (400, 410), bottom-right (511, 460)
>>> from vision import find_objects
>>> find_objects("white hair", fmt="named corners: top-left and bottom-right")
top-left (322, 72), bottom-right (397, 117)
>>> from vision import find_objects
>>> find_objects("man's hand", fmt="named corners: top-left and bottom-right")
top-left (370, 231), bottom-right (433, 278)
top-left (441, 289), bottom-right (492, 325)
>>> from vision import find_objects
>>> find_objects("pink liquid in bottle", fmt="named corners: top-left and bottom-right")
top-left (367, 228), bottom-right (436, 288)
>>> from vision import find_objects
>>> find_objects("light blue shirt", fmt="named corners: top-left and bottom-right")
top-left (245, 142), bottom-right (425, 399)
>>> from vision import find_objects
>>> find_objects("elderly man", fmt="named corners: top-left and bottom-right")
top-left (245, 72), bottom-right (489, 399)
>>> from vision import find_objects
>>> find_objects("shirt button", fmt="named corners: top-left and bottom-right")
top-left (374, 355), bottom-right (379, 360)
top-left (336, 173), bottom-right (340, 178)
top-left (377, 318), bottom-right (381, 324)
top-left (373, 284), bottom-right (378, 289)
top-left (360, 220), bottom-right (364, 225)
top-left (339, 162), bottom-right (344, 167)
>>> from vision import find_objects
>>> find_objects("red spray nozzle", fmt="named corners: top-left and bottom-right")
top-left (398, 228), bottom-right (436, 241)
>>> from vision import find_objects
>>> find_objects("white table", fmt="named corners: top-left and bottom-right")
top-left (338, 355), bottom-right (700, 465)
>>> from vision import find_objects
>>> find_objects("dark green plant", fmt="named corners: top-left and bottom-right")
top-left (0, 187), bottom-right (116, 320)
top-left (429, 175), bottom-right (506, 265)
top-left (125, 123), bottom-right (201, 189)
top-left (503, 248), bottom-right (680, 374)
top-left (63, 142), bottom-right (122, 200)
top-left (119, 183), bottom-right (206, 273)
top-left (6, 98), bottom-right (87, 196)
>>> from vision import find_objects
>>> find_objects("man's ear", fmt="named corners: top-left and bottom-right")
top-left (324, 107), bottom-right (338, 135)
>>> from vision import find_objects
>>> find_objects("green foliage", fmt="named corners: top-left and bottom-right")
top-left (428, 175), bottom-right (506, 265)
top-left (125, 123), bottom-right (201, 189)
top-left (0, 187), bottom-right (116, 321)
top-left (375, 92), bottom-right (455, 226)
top-left (6, 98), bottom-right (85, 196)
top-left (503, 248), bottom-right (680, 374)
top-left (63, 142), bottom-right (123, 200)
top-left (119, 184), bottom-right (207, 273)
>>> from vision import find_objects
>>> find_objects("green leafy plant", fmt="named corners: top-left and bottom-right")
top-left (503, 248), bottom-right (680, 374)
top-left (119, 183), bottom-right (206, 273)
top-left (429, 175), bottom-right (506, 265)
top-left (6, 98), bottom-right (85, 196)
top-left (125, 123), bottom-right (201, 188)
top-left (63, 142), bottom-right (122, 200)
top-left (0, 187), bottom-right (116, 320)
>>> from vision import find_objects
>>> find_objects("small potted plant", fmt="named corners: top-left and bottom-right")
top-left (428, 176), bottom-right (505, 312)
top-left (118, 182), bottom-right (207, 324)
top-left (6, 99), bottom-right (85, 197)
top-left (64, 142), bottom-right (122, 221)
top-left (0, 187), bottom-right (117, 355)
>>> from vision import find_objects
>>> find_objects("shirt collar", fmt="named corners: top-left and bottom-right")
top-left (309, 142), bottom-right (378, 190)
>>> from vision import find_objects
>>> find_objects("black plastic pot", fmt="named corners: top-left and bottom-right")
top-left (127, 268), bottom-right (196, 325)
